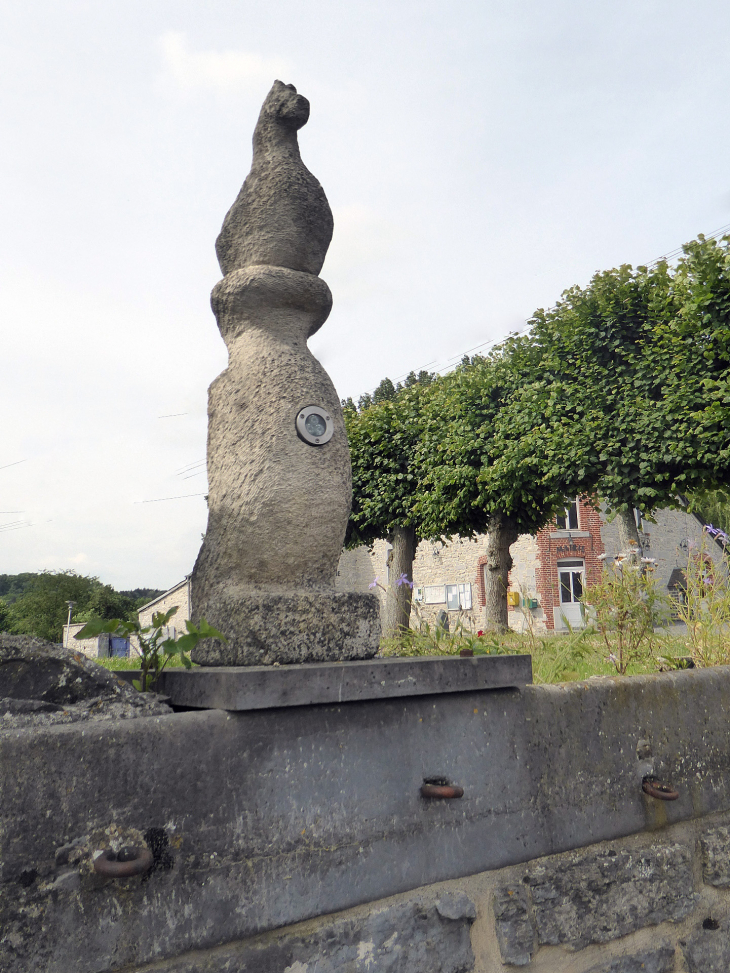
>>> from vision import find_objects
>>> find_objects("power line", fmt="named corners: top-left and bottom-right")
top-left (176, 459), bottom-right (206, 474)
top-left (358, 222), bottom-right (730, 395)
top-left (0, 459), bottom-right (27, 472)
top-left (135, 493), bottom-right (207, 504)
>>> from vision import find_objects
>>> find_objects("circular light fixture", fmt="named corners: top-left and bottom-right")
top-left (296, 405), bottom-right (334, 446)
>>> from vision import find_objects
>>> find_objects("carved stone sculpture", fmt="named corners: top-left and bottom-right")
top-left (190, 81), bottom-right (380, 666)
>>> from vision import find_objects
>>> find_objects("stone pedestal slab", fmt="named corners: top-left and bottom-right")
top-left (131, 653), bottom-right (533, 708)
top-left (190, 589), bottom-right (380, 666)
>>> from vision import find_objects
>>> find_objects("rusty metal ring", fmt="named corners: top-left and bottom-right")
top-left (93, 846), bottom-right (153, 878)
top-left (420, 783), bottom-right (464, 799)
top-left (642, 777), bottom-right (679, 801)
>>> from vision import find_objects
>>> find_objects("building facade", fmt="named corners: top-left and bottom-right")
top-left (63, 578), bottom-right (192, 659)
top-left (336, 500), bottom-right (723, 633)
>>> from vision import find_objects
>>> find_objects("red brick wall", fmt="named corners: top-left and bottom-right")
top-left (535, 497), bottom-right (605, 630)
top-left (476, 555), bottom-right (488, 608)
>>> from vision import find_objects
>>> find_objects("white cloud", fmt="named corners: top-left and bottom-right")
top-left (158, 31), bottom-right (290, 97)
top-left (321, 203), bottom-right (404, 301)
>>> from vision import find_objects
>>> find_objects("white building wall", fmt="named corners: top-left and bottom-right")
top-left (137, 580), bottom-right (191, 639)
top-left (600, 507), bottom-right (726, 592)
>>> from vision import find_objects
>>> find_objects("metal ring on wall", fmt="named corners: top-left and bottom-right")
top-left (296, 406), bottom-right (334, 446)
top-left (93, 846), bottom-right (153, 878)
top-left (642, 776), bottom-right (679, 801)
top-left (421, 777), bottom-right (464, 799)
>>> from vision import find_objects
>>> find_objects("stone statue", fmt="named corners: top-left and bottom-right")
top-left (215, 81), bottom-right (333, 277)
top-left (190, 81), bottom-right (380, 666)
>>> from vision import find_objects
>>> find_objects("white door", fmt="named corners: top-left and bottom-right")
top-left (556, 559), bottom-right (585, 629)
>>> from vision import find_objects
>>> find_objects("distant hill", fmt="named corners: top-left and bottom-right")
top-left (0, 573), bottom-right (41, 604)
top-left (120, 588), bottom-right (166, 608)
top-left (0, 575), bottom-right (165, 607)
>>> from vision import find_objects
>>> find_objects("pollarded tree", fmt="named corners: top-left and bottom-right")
top-left (507, 252), bottom-right (730, 548)
top-left (653, 234), bottom-right (730, 494)
top-left (415, 249), bottom-right (723, 630)
top-left (484, 239), bottom-right (730, 609)
top-left (344, 385), bottom-right (431, 636)
top-left (415, 351), bottom-right (590, 630)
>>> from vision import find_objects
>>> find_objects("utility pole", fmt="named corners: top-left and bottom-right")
top-left (64, 601), bottom-right (76, 648)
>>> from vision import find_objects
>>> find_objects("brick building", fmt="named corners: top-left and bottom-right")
top-left (63, 578), bottom-right (192, 659)
top-left (336, 500), bottom-right (722, 633)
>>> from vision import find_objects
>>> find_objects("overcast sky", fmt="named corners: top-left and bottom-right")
top-left (2, 0), bottom-right (730, 591)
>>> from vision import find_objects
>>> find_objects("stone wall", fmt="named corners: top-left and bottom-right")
top-left (137, 578), bottom-right (191, 638)
top-left (502, 532), bottom-right (545, 633)
top-left (337, 535), bottom-right (488, 631)
top-left (600, 506), bottom-right (726, 594)
top-left (118, 810), bottom-right (730, 972)
top-left (5, 663), bottom-right (730, 972)
top-left (62, 621), bottom-right (103, 659)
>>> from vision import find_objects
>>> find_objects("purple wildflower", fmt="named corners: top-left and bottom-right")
top-left (395, 573), bottom-right (414, 589)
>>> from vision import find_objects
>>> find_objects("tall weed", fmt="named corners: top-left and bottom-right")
top-left (582, 556), bottom-right (667, 674)
top-left (671, 529), bottom-right (730, 667)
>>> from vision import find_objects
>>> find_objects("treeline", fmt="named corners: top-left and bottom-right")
top-left (0, 572), bottom-right (164, 643)
top-left (343, 234), bottom-right (730, 634)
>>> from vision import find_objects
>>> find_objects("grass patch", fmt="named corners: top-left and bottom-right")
top-left (95, 630), bottom-right (695, 685)
top-left (380, 626), bottom-right (694, 684)
top-left (96, 655), bottom-right (195, 671)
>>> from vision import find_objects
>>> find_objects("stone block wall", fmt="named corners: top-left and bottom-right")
top-left (122, 810), bottom-right (730, 973)
top-left (62, 621), bottom-right (102, 658)
top-left (6, 663), bottom-right (730, 971)
top-left (601, 506), bottom-right (726, 595)
top-left (337, 536), bottom-right (489, 631)
top-left (502, 532), bottom-right (546, 634)
top-left (137, 579), bottom-right (191, 639)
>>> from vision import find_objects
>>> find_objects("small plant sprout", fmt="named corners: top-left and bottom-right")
top-left (75, 607), bottom-right (226, 692)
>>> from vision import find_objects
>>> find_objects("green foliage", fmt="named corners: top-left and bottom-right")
top-left (74, 585), bottom-right (136, 623)
top-left (9, 571), bottom-right (105, 642)
top-left (414, 352), bottom-right (578, 538)
top-left (501, 262), bottom-right (680, 519)
top-left (691, 489), bottom-right (730, 535)
top-left (345, 383), bottom-right (435, 547)
top-left (4, 571), bottom-right (144, 642)
top-left (2, 571), bottom-right (151, 641)
top-left (529, 628), bottom-right (595, 684)
top-left (655, 235), bottom-right (730, 489)
top-left (96, 653), bottom-right (194, 671)
top-left (119, 588), bottom-right (166, 606)
top-left (511, 238), bottom-right (730, 520)
top-left (349, 370), bottom-right (436, 413)
top-left (75, 608), bottom-right (226, 692)
top-left (0, 573), bottom-right (39, 604)
top-left (582, 561), bottom-right (666, 674)
top-left (0, 599), bottom-right (11, 632)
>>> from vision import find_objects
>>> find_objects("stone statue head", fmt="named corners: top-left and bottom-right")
top-left (256, 80), bottom-right (310, 135)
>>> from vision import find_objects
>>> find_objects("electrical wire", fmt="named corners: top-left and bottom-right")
top-left (357, 222), bottom-right (730, 394)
